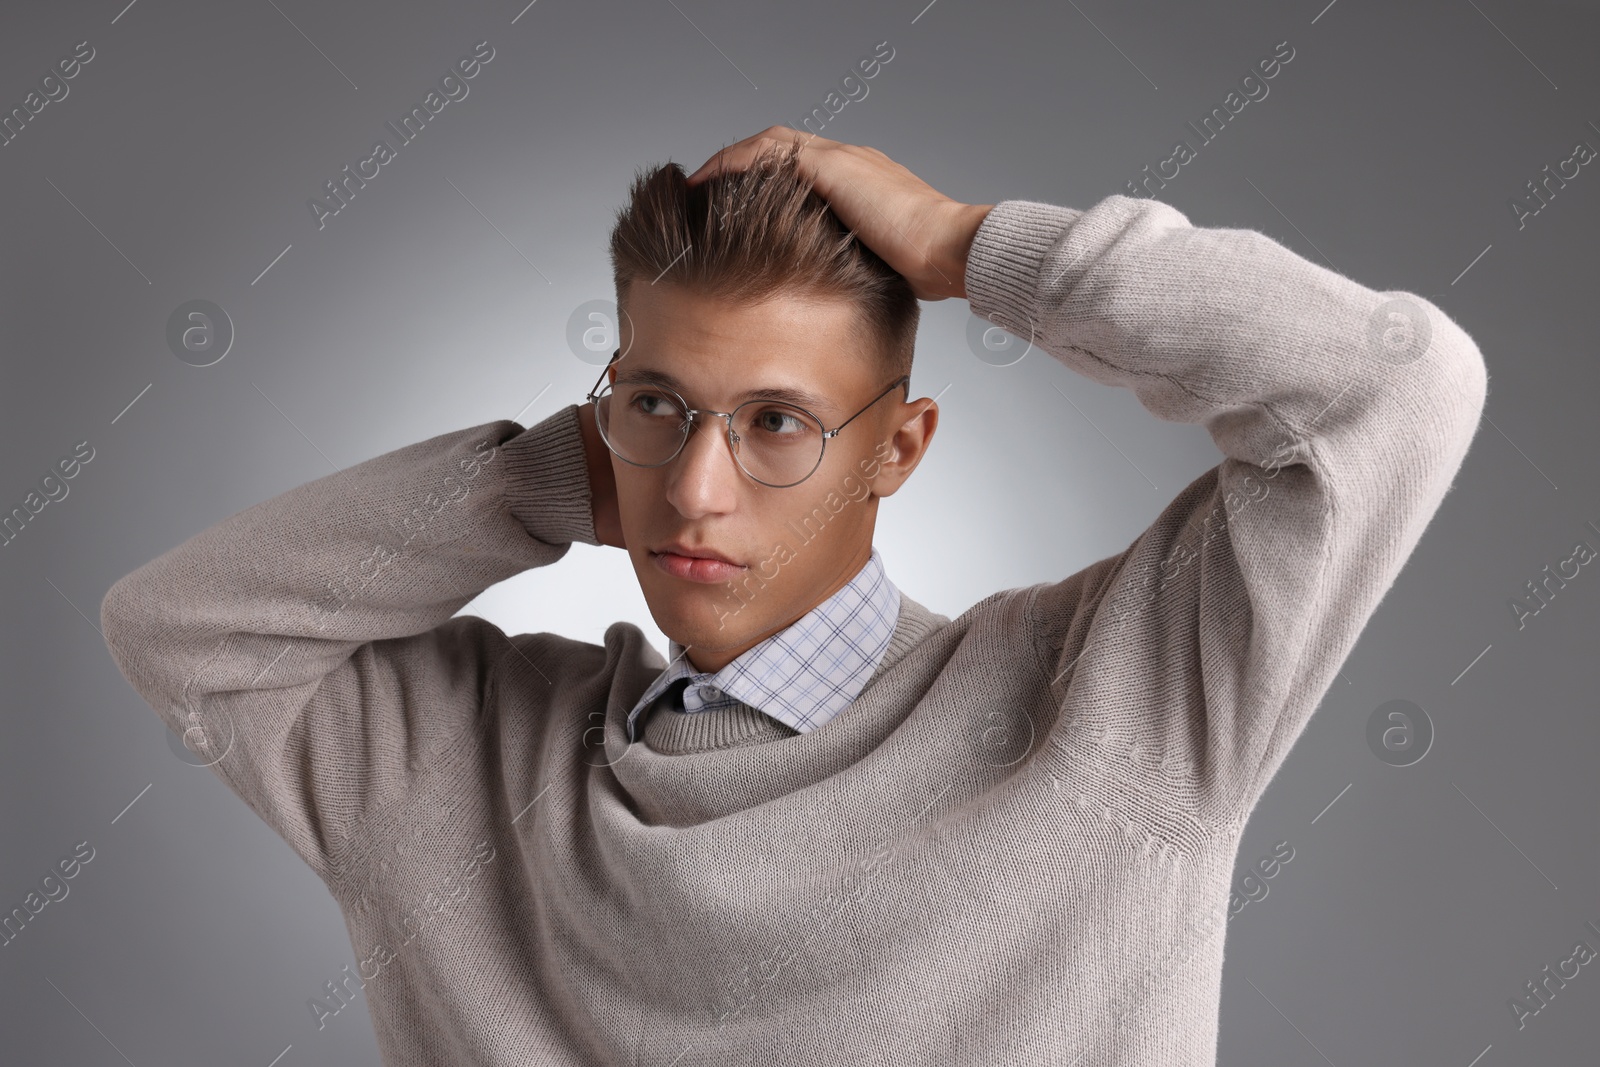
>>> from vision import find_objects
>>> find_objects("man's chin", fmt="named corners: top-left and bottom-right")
top-left (635, 558), bottom-right (797, 650)
top-left (666, 613), bottom-right (759, 653)
top-left (643, 587), bottom-right (760, 649)
top-left (656, 598), bottom-right (787, 655)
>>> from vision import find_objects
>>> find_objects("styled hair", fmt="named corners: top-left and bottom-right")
top-left (608, 140), bottom-right (918, 382)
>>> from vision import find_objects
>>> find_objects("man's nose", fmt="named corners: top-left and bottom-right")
top-left (665, 415), bottom-right (744, 510)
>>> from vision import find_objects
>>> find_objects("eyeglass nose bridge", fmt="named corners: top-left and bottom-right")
top-left (673, 405), bottom-right (759, 474)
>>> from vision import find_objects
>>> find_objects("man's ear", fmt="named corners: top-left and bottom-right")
top-left (866, 398), bottom-right (938, 499)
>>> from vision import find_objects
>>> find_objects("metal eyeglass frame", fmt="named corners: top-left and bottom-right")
top-left (584, 348), bottom-right (911, 488)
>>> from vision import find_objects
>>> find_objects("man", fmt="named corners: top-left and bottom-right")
top-left (100, 127), bottom-right (1488, 1065)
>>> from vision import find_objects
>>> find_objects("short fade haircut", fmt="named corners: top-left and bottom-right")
top-left (608, 140), bottom-right (918, 383)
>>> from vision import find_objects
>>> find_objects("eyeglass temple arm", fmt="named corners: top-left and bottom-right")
top-left (584, 348), bottom-right (624, 402)
top-left (823, 375), bottom-right (912, 438)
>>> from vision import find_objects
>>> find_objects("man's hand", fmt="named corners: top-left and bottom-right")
top-left (577, 401), bottom-right (626, 549)
top-left (686, 127), bottom-right (993, 302)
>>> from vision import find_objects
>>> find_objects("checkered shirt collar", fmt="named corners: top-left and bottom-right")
top-left (626, 547), bottom-right (900, 742)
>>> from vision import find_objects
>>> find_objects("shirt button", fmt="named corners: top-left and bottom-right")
top-left (701, 685), bottom-right (721, 698)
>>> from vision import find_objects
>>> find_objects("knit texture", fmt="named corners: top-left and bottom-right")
top-left (99, 193), bottom-right (1488, 1066)
top-left (626, 545), bottom-right (900, 741)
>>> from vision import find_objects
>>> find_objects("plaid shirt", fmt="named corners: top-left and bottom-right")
top-left (626, 547), bottom-right (900, 742)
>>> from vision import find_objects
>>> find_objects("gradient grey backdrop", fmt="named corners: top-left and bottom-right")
top-left (3, 0), bottom-right (1597, 1063)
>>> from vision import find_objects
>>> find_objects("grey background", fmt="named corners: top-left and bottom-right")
top-left (2, 0), bottom-right (1597, 1063)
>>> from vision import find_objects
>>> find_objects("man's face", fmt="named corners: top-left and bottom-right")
top-left (610, 280), bottom-right (916, 673)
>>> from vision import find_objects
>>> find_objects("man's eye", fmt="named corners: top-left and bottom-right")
top-left (753, 409), bottom-right (806, 435)
top-left (632, 393), bottom-right (678, 417)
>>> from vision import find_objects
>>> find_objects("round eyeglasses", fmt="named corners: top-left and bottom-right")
top-left (585, 349), bottom-right (910, 488)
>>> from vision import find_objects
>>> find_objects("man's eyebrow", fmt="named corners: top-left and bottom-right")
top-left (613, 368), bottom-right (837, 414)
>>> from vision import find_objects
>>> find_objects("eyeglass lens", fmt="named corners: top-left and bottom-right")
top-left (594, 384), bottom-right (825, 487)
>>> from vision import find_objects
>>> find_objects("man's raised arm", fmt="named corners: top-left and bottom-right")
top-left (687, 130), bottom-right (1487, 823)
top-left (963, 194), bottom-right (1488, 822)
top-left (99, 403), bottom-right (599, 883)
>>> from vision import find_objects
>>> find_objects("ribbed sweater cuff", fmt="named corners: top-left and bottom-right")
top-left (501, 402), bottom-right (600, 547)
top-left (964, 198), bottom-right (1087, 332)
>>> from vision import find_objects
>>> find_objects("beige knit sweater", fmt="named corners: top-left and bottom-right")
top-left (99, 193), bottom-right (1488, 1065)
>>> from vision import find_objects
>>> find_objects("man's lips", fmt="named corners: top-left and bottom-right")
top-left (650, 544), bottom-right (747, 584)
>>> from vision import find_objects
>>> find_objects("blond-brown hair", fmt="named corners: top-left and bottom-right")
top-left (608, 141), bottom-right (918, 381)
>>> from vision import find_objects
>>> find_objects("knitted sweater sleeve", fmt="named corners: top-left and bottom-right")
top-left (98, 402), bottom-right (597, 883)
top-left (963, 195), bottom-right (1489, 824)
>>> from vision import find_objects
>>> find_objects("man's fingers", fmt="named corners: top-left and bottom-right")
top-left (675, 130), bottom-right (971, 299)
top-left (686, 140), bottom-right (781, 185)
top-left (686, 127), bottom-right (837, 184)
